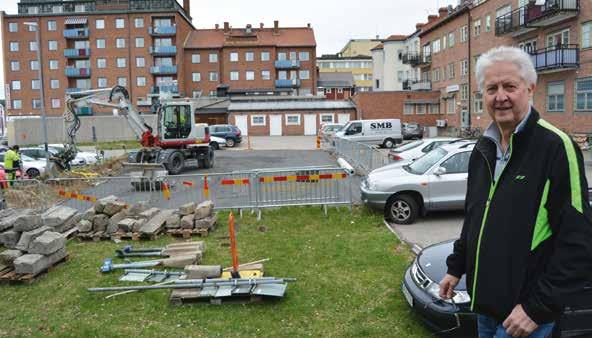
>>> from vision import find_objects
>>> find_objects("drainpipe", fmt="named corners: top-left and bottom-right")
top-left (467, 10), bottom-right (472, 129)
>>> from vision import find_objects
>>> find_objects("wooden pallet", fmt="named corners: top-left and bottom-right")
top-left (0, 254), bottom-right (70, 285)
top-left (167, 228), bottom-right (211, 238)
top-left (112, 230), bottom-right (161, 241)
top-left (77, 231), bottom-right (111, 242)
top-left (169, 288), bottom-right (263, 306)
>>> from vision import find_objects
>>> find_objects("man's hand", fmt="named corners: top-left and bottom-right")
top-left (502, 304), bottom-right (538, 337)
top-left (439, 274), bottom-right (460, 299)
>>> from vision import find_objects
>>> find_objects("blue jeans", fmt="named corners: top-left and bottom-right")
top-left (478, 314), bottom-right (554, 338)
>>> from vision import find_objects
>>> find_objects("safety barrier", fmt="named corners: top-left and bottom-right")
top-left (0, 179), bottom-right (50, 210)
top-left (332, 137), bottom-right (390, 173)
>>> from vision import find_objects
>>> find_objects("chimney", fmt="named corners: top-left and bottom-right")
top-left (183, 0), bottom-right (191, 17)
top-left (260, 22), bottom-right (264, 29)
top-left (415, 23), bottom-right (425, 30)
top-left (246, 24), bottom-right (252, 34)
top-left (427, 15), bottom-right (438, 23)
top-left (223, 22), bottom-right (230, 32)
top-left (307, 23), bottom-right (311, 28)
top-left (215, 23), bottom-right (219, 30)
top-left (375, 35), bottom-right (379, 39)
top-left (438, 7), bottom-right (447, 17)
top-left (274, 20), bottom-right (279, 33)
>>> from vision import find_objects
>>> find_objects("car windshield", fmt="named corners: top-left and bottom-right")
top-left (393, 140), bottom-right (424, 153)
top-left (404, 147), bottom-right (448, 175)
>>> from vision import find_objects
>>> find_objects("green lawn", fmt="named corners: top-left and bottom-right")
top-left (0, 206), bottom-right (429, 337)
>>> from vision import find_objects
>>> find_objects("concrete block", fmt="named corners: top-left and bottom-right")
top-left (54, 212), bottom-right (82, 233)
top-left (14, 254), bottom-right (49, 275)
top-left (179, 202), bottom-right (196, 216)
top-left (108, 210), bottom-right (128, 232)
top-left (42, 206), bottom-right (77, 229)
top-left (132, 219), bottom-right (145, 233)
top-left (181, 214), bottom-right (194, 229)
top-left (194, 214), bottom-right (217, 230)
top-left (0, 249), bottom-right (24, 266)
top-left (13, 213), bottom-right (42, 232)
top-left (28, 231), bottom-right (66, 255)
top-left (139, 209), bottom-right (174, 235)
top-left (47, 247), bottom-right (67, 266)
top-left (138, 207), bottom-right (160, 220)
top-left (94, 195), bottom-right (118, 214)
top-left (103, 200), bottom-right (127, 217)
top-left (194, 201), bottom-right (214, 220)
top-left (16, 226), bottom-right (51, 251)
top-left (117, 218), bottom-right (136, 232)
top-left (184, 265), bottom-right (222, 279)
top-left (77, 220), bottom-right (93, 233)
top-left (92, 214), bottom-right (109, 232)
top-left (165, 214), bottom-right (181, 229)
top-left (0, 209), bottom-right (27, 232)
top-left (0, 231), bottom-right (21, 249)
top-left (128, 201), bottom-right (149, 216)
top-left (81, 207), bottom-right (95, 221)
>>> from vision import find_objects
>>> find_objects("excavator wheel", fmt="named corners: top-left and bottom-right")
top-left (165, 152), bottom-right (184, 175)
top-left (203, 151), bottom-right (215, 169)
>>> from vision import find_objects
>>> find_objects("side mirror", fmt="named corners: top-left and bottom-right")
top-left (433, 166), bottom-right (447, 176)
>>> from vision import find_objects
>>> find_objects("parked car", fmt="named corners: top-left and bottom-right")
top-left (388, 137), bottom-right (461, 162)
top-left (402, 122), bottom-right (424, 140)
top-left (361, 140), bottom-right (475, 224)
top-left (0, 152), bottom-right (46, 178)
top-left (209, 136), bottom-right (227, 150)
top-left (403, 238), bottom-right (592, 337)
top-left (335, 119), bottom-right (402, 148)
top-left (210, 124), bottom-right (242, 147)
top-left (318, 123), bottom-right (344, 142)
top-left (22, 147), bottom-right (86, 167)
top-left (47, 144), bottom-right (99, 165)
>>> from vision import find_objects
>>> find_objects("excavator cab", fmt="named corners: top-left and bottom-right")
top-left (162, 104), bottom-right (193, 140)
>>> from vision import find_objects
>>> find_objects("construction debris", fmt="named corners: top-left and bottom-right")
top-left (166, 200), bottom-right (217, 238)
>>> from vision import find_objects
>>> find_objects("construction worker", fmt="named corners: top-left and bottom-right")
top-left (4, 145), bottom-right (21, 184)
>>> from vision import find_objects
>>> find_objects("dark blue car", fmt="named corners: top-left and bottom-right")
top-left (210, 124), bottom-right (242, 147)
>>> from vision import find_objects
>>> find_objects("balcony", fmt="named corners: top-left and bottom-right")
top-left (65, 67), bottom-right (91, 78)
top-left (410, 80), bottom-right (431, 91)
top-left (496, 0), bottom-right (579, 37)
top-left (402, 79), bottom-right (412, 90)
top-left (63, 28), bottom-right (89, 39)
top-left (150, 85), bottom-right (179, 95)
top-left (529, 44), bottom-right (579, 74)
top-left (64, 48), bottom-right (90, 58)
top-left (149, 46), bottom-right (177, 55)
top-left (419, 53), bottom-right (431, 66)
top-left (401, 52), bottom-right (422, 66)
top-left (150, 65), bottom-right (177, 75)
top-left (275, 79), bottom-right (301, 88)
top-left (274, 60), bottom-right (301, 69)
top-left (149, 25), bottom-right (176, 36)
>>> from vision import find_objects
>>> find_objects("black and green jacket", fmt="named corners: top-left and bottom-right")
top-left (446, 108), bottom-right (592, 324)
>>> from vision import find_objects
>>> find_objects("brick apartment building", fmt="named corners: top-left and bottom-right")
top-left (2, 1), bottom-right (317, 117)
top-left (402, 0), bottom-right (592, 134)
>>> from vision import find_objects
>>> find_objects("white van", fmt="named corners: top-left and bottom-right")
top-left (335, 119), bottom-right (402, 148)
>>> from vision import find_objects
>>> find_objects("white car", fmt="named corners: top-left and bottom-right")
top-left (209, 136), bottom-right (227, 150)
top-left (47, 144), bottom-right (100, 165)
top-left (0, 153), bottom-right (46, 178)
top-left (388, 137), bottom-right (460, 162)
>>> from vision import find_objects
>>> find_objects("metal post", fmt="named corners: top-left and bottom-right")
top-left (29, 22), bottom-right (49, 170)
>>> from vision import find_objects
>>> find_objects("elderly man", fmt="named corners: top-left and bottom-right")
top-left (439, 46), bottom-right (592, 337)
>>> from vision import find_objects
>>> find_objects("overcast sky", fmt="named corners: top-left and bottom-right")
top-left (0, 0), bottom-right (457, 99)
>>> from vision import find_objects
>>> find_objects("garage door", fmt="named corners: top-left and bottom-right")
top-left (235, 115), bottom-right (248, 136)
top-left (338, 114), bottom-right (350, 124)
top-left (304, 114), bottom-right (317, 136)
top-left (270, 115), bottom-right (282, 136)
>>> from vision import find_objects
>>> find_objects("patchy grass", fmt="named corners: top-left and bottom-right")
top-left (0, 206), bottom-right (429, 337)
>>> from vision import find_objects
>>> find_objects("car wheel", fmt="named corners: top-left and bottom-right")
top-left (166, 152), bottom-right (184, 175)
top-left (225, 138), bottom-right (236, 147)
top-left (383, 138), bottom-right (395, 148)
top-left (385, 194), bottom-right (419, 224)
top-left (210, 142), bottom-right (219, 150)
top-left (26, 168), bottom-right (40, 178)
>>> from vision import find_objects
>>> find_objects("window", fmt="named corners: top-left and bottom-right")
top-left (192, 73), bottom-right (201, 82)
top-left (50, 79), bottom-right (59, 89)
top-left (404, 104), bottom-right (414, 115)
top-left (48, 40), bottom-right (58, 51)
top-left (30, 41), bottom-right (38, 51)
top-left (447, 63), bottom-right (455, 79)
top-left (115, 18), bottom-right (125, 29)
top-left (440, 152), bottom-right (471, 174)
top-left (30, 60), bottom-right (39, 71)
top-left (417, 104), bottom-right (426, 115)
top-left (246, 71), bottom-right (255, 81)
top-left (460, 59), bottom-right (469, 76)
top-left (485, 15), bottom-right (491, 32)
top-left (460, 25), bottom-right (468, 43)
top-left (583, 22), bottom-right (592, 49)
top-left (134, 18), bottom-right (144, 28)
top-left (447, 97), bottom-right (456, 114)
top-left (461, 84), bottom-right (469, 100)
top-left (96, 39), bottom-right (106, 49)
top-left (448, 32), bottom-right (455, 47)
top-left (98, 78), bottom-right (107, 88)
top-left (209, 53), bottom-right (218, 63)
top-left (209, 72), bottom-right (219, 81)
top-left (74, 4), bottom-right (85, 12)
top-left (442, 36), bottom-right (447, 50)
top-left (49, 60), bottom-right (58, 70)
top-left (286, 114), bottom-right (300, 125)
top-left (96, 19), bottom-right (105, 29)
top-left (136, 57), bottom-right (145, 68)
top-left (135, 37), bottom-right (144, 48)
top-left (325, 88), bottom-right (332, 94)
top-left (547, 29), bottom-right (570, 48)
top-left (28, 7), bottom-right (39, 14)
top-left (192, 90), bottom-right (202, 98)
top-left (278, 52), bottom-right (287, 60)
top-left (10, 61), bottom-right (19, 71)
top-left (11, 80), bottom-right (21, 91)
top-left (117, 58), bottom-right (126, 68)
top-left (544, 81), bottom-right (565, 112)
top-left (519, 39), bottom-right (538, 53)
top-left (430, 103), bottom-right (440, 114)
top-left (261, 70), bottom-right (271, 80)
top-left (12, 100), bottom-right (22, 109)
top-left (299, 70), bottom-right (310, 80)
top-left (191, 54), bottom-right (200, 63)
top-left (278, 71), bottom-right (287, 80)
top-left (474, 19), bottom-right (481, 37)
top-left (375, 79), bottom-right (380, 89)
top-left (432, 68), bottom-right (441, 82)
top-left (230, 52), bottom-right (239, 62)
top-left (28, 24), bottom-right (36, 32)
top-left (52, 5), bottom-right (63, 13)
top-left (8, 23), bottom-right (17, 33)
top-left (299, 51), bottom-right (310, 61)
top-left (48, 21), bottom-right (57, 31)
top-left (432, 39), bottom-right (441, 53)
top-left (576, 78), bottom-right (592, 111)
top-left (251, 115), bottom-right (266, 126)
top-left (320, 114), bottom-right (334, 123)
top-left (117, 77), bottom-right (127, 87)
top-left (230, 71), bottom-right (239, 81)
top-left (9, 42), bottom-right (19, 52)
top-left (116, 38), bottom-right (125, 48)
top-left (32, 99), bottom-right (41, 109)
top-left (290, 51), bottom-right (297, 60)
top-left (474, 92), bottom-right (483, 114)
top-left (245, 52), bottom-right (254, 61)
top-left (209, 91), bottom-right (217, 97)
top-left (51, 99), bottom-right (61, 109)
top-left (137, 77), bottom-right (146, 87)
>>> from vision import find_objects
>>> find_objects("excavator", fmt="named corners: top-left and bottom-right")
top-left (54, 85), bottom-right (214, 180)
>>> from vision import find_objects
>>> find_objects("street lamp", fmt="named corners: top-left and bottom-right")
top-left (23, 21), bottom-right (50, 171)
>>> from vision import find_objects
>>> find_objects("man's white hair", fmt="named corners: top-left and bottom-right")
top-left (475, 46), bottom-right (537, 92)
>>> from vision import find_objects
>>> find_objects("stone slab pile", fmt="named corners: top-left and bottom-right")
top-left (166, 201), bottom-right (217, 232)
top-left (1, 230), bottom-right (68, 276)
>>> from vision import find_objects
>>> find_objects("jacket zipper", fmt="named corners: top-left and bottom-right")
top-left (470, 134), bottom-right (514, 311)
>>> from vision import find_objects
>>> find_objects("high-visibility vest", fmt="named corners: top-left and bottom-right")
top-left (4, 149), bottom-right (19, 170)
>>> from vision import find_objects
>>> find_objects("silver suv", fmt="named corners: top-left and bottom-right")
top-left (361, 140), bottom-right (475, 224)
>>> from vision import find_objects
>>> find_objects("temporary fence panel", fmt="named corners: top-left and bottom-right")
top-left (0, 179), bottom-right (50, 211)
top-left (333, 137), bottom-right (390, 173)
